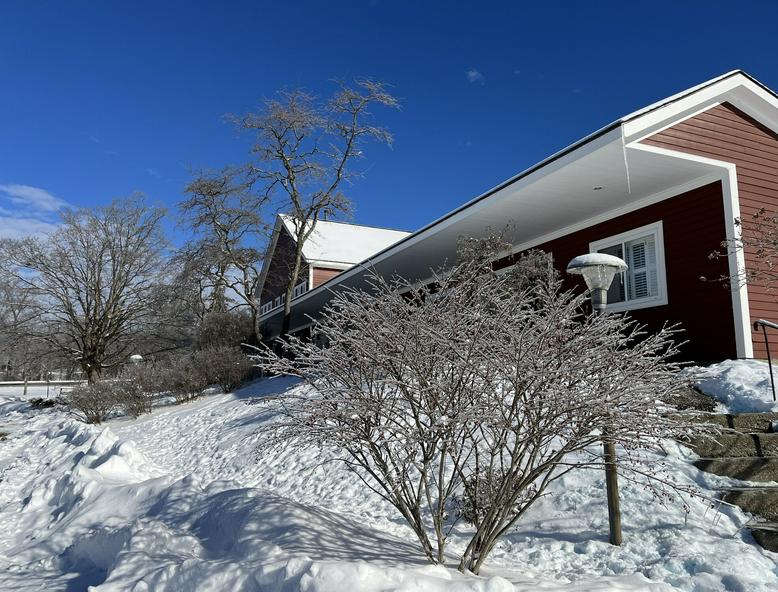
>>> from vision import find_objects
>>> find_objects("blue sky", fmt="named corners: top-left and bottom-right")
top-left (1, 1), bottom-right (778, 241)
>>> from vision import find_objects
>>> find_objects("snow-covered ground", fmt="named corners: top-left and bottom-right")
top-left (692, 359), bottom-right (778, 413)
top-left (1, 376), bottom-right (778, 591)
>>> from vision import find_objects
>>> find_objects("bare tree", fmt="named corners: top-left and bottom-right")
top-left (229, 79), bottom-right (399, 335)
top-left (0, 196), bottom-right (169, 382)
top-left (712, 208), bottom-right (778, 296)
top-left (257, 239), bottom-right (710, 574)
top-left (0, 275), bottom-right (47, 387)
top-left (178, 168), bottom-right (267, 340)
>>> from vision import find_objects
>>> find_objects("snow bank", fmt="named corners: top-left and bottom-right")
top-left (0, 408), bottom-right (518, 591)
top-left (2, 379), bottom-right (778, 591)
top-left (692, 359), bottom-right (778, 413)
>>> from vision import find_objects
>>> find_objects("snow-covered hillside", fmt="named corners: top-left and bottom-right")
top-left (1, 376), bottom-right (777, 591)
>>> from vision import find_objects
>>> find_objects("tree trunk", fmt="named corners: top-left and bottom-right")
top-left (279, 230), bottom-right (307, 339)
top-left (250, 307), bottom-right (262, 345)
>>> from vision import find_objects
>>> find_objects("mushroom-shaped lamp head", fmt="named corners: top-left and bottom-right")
top-left (567, 253), bottom-right (628, 312)
top-left (566, 253), bottom-right (628, 291)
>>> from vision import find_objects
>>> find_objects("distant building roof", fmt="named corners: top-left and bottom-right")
top-left (279, 214), bottom-right (411, 266)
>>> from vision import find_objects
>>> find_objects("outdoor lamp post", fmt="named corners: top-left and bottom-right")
top-left (566, 252), bottom-right (628, 547)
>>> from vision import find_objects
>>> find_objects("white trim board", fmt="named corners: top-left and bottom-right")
top-left (629, 142), bottom-right (753, 359)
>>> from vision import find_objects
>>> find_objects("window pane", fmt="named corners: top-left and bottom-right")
top-left (596, 244), bottom-right (625, 303)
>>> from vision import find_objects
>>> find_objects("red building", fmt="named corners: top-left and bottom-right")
top-left (258, 71), bottom-right (778, 362)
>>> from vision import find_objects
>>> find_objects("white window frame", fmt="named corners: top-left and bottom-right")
top-left (589, 221), bottom-right (668, 312)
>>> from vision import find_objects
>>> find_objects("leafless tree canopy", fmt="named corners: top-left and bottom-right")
top-left (257, 239), bottom-right (709, 574)
top-left (229, 79), bottom-right (399, 333)
top-left (0, 275), bottom-right (46, 380)
top-left (177, 167), bottom-right (267, 340)
top-left (0, 196), bottom-right (170, 382)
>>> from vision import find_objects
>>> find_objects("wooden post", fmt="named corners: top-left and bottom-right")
top-left (595, 288), bottom-right (622, 546)
top-left (603, 437), bottom-right (622, 545)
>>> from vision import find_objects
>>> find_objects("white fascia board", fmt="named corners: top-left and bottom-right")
top-left (623, 74), bottom-right (778, 142)
top-left (307, 260), bottom-right (354, 270)
top-left (629, 142), bottom-right (753, 359)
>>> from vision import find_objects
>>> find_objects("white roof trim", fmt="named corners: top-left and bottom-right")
top-left (623, 71), bottom-right (778, 141)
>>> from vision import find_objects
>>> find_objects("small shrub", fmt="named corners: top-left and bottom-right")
top-left (193, 345), bottom-right (253, 392)
top-left (115, 380), bottom-right (153, 418)
top-left (66, 383), bottom-right (119, 424)
top-left (123, 362), bottom-right (164, 394)
top-left (120, 362), bottom-right (168, 414)
top-left (29, 397), bottom-right (58, 409)
top-left (164, 354), bottom-right (210, 402)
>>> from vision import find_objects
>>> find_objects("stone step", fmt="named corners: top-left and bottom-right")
top-left (723, 489), bottom-right (778, 522)
top-left (695, 457), bottom-right (778, 482)
top-left (689, 433), bottom-right (778, 458)
top-left (747, 520), bottom-right (778, 532)
top-left (702, 413), bottom-right (778, 433)
top-left (749, 525), bottom-right (778, 552)
top-left (716, 485), bottom-right (778, 493)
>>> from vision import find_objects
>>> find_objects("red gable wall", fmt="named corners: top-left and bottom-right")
top-left (261, 230), bottom-right (309, 306)
top-left (642, 103), bottom-right (778, 358)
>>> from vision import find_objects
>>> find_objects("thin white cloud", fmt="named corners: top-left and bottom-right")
top-left (146, 168), bottom-right (161, 178)
top-left (0, 184), bottom-right (68, 212)
top-left (466, 68), bottom-right (485, 85)
top-left (0, 216), bottom-right (58, 238)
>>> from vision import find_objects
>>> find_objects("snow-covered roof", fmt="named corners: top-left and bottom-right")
top-left (280, 214), bottom-right (411, 266)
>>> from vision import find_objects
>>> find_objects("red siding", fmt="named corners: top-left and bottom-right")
top-left (495, 182), bottom-right (735, 362)
top-left (261, 230), bottom-right (308, 306)
top-left (643, 103), bottom-right (778, 358)
top-left (312, 267), bottom-right (343, 288)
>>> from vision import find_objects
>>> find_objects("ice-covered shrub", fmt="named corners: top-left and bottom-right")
top-left (66, 379), bottom-right (154, 422)
top-left (193, 345), bottom-right (252, 392)
top-left (257, 237), bottom-right (712, 574)
top-left (164, 354), bottom-right (210, 402)
top-left (66, 382), bottom-right (119, 424)
top-left (115, 379), bottom-right (153, 418)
